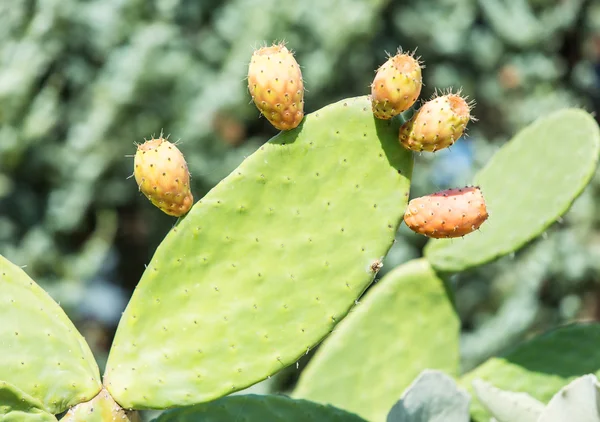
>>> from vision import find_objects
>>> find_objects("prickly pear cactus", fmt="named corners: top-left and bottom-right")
top-left (386, 370), bottom-right (470, 422)
top-left (293, 258), bottom-right (459, 422)
top-left (151, 394), bottom-right (367, 422)
top-left (0, 380), bottom-right (57, 422)
top-left (103, 96), bottom-right (413, 409)
top-left (59, 389), bottom-right (140, 422)
top-left (461, 323), bottom-right (600, 421)
top-left (0, 256), bottom-right (101, 414)
top-left (425, 108), bottom-right (600, 272)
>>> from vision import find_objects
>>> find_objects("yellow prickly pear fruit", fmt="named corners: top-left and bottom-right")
top-left (403, 186), bottom-right (488, 239)
top-left (399, 92), bottom-right (472, 152)
top-left (371, 50), bottom-right (422, 120)
top-left (133, 137), bottom-right (193, 217)
top-left (247, 42), bottom-right (304, 131)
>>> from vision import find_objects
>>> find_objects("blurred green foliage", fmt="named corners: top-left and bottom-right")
top-left (1, 0), bottom-right (599, 390)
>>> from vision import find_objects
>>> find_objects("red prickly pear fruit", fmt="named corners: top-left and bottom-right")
top-left (247, 42), bottom-right (304, 131)
top-left (371, 51), bottom-right (422, 120)
top-left (403, 186), bottom-right (488, 239)
top-left (133, 137), bottom-right (193, 217)
top-left (399, 92), bottom-right (472, 152)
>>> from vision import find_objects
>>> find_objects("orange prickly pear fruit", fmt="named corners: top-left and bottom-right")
top-left (404, 186), bottom-right (488, 239)
top-left (399, 92), bottom-right (472, 152)
top-left (133, 137), bottom-right (193, 217)
top-left (247, 42), bottom-right (304, 130)
top-left (371, 50), bottom-right (422, 120)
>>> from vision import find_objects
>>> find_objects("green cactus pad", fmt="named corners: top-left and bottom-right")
top-left (0, 255), bottom-right (101, 414)
top-left (292, 258), bottom-right (459, 422)
top-left (424, 108), bottom-right (600, 272)
top-left (461, 323), bottom-right (600, 421)
top-left (104, 96), bottom-right (413, 409)
top-left (59, 388), bottom-right (140, 422)
top-left (151, 394), bottom-right (367, 422)
top-left (0, 380), bottom-right (57, 422)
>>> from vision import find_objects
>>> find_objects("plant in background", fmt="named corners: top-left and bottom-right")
top-left (1, 41), bottom-right (599, 422)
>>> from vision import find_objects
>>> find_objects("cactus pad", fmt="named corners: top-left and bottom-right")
top-left (0, 255), bottom-right (101, 414)
top-left (425, 108), bottom-right (600, 272)
top-left (104, 96), bottom-right (413, 409)
top-left (151, 394), bottom-right (367, 422)
top-left (0, 380), bottom-right (57, 421)
top-left (293, 259), bottom-right (459, 422)
top-left (461, 323), bottom-right (600, 421)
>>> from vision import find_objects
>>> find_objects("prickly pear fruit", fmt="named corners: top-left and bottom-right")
top-left (133, 137), bottom-right (193, 217)
top-left (370, 51), bottom-right (422, 120)
top-left (399, 93), bottom-right (472, 152)
top-left (248, 42), bottom-right (304, 130)
top-left (404, 186), bottom-right (488, 239)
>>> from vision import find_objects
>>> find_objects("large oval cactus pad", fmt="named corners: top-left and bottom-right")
top-left (460, 323), bottom-right (600, 421)
top-left (104, 96), bottom-right (413, 409)
top-left (0, 256), bottom-right (101, 414)
top-left (0, 380), bottom-right (57, 422)
top-left (152, 394), bottom-right (367, 422)
top-left (425, 109), bottom-right (600, 272)
top-left (293, 259), bottom-right (459, 422)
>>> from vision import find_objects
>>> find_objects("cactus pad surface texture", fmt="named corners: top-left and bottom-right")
top-left (151, 394), bottom-right (367, 422)
top-left (0, 380), bottom-right (58, 421)
top-left (104, 96), bottom-right (413, 409)
top-left (293, 258), bottom-right (459, 422)
top-left (425, 108), bottom-right (600, 272)
top-left (0, 255), bottom-right (102, 415)
top-left (461, 323), bottom-right (600, 421)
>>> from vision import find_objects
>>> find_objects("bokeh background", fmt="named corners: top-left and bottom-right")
top-left (1, 0), bottom-right (600, 416)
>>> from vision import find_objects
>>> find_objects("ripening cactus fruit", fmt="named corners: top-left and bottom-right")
top-left (133, 137), bottom-right (193, 217)
top-left (399, 92), bottom-right (472, 152)
top-left (371, 50), bottom-right (422, 120)
top-left (247, 42), bottom-right (304, 130)
top-left (404, 186), bottom-right (488, 238)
